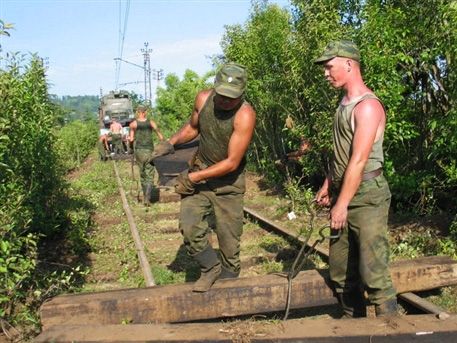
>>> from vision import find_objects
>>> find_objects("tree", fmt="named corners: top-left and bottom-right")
top-left (219, 0), bottom-right (457, 214)
top-left (154, 69), bottom-right (213, 136)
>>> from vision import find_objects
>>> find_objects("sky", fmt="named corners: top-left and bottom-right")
top-left (0, 0), bottom-right (290, 99)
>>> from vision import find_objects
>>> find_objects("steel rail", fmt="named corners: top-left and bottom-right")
top-left (113, 160), bottom-right (155, 287)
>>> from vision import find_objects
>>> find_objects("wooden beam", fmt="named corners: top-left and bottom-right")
top-left (40, 256), bottom-right (457, 328)
top-left (35, 314), bottom-right (457, 342)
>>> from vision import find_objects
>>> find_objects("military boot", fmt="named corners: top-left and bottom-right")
top-left (143, 184), bottom-right (153, 206)
top-left (375, 298), bottom-right (398, 317)
top-left (219, 266), bottom-right (239, 280)
top-left (337, 288), bottom-right (367, 318)
top-left (192, 246), bottom-right (221, 292)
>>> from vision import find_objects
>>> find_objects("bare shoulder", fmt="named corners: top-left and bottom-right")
top-left (234, 102), bottom-right (256, 129)
top-left (357, 97), bottom-right (384, 115)
top-left (238, 102), bottom-right (256, 118)
top-left (354, 97), bottom-right (385, 121)
top-left (195, 89), bottom-right (213, 111)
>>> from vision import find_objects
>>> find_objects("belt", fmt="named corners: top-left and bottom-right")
top-left (362, 168), bottom-right (382, 181)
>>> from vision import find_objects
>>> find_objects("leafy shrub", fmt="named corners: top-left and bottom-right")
top-left (56, 120), bottom-right (98, 171)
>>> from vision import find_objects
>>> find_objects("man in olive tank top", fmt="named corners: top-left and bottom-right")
top-left (314, 40), bottom-right (397, 317)
top-left (153, 63), bottom-right (256, 292)
top-left (129, 105), bottom-right (164, 205)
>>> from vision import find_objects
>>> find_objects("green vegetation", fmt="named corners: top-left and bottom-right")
top-left (0, 32), bottom-right (98, 335)
top-left (51, 95), bottom-right (100, 124)
top-left (1, 0), bottom-right (457, 337)
top-left (56, 120), bottom-right (98, 170)
top-left (154, 69), bottom-right (213, 136)
top-left (219, 0), bottom-right (457, 218)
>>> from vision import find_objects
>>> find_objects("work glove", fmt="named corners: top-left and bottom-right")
top-left (174, 170), bottom-right (197, 195)
top-left (149, 141), bottom-right (175, 162)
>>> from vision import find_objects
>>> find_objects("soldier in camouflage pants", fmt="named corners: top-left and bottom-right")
top-left (151, 63), bottom-right (256, 293)
top-left (315, 40), bottom-right (397, 317)
top-left (129, 105), bottom-right (163, 205)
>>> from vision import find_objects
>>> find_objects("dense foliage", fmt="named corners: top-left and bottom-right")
top-left (218, 0), bottom-right (457, 215)
top-left (154, 69), bottom-right (213, 137)
top-left (56, 120), bottom-right (98, 170)
top-left (0, 54), bottom-right (62, 320)
top-left (0, 50), bottom-right (96, 335)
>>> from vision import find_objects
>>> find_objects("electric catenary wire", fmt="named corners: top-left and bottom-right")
top-left (115, 0), bottom-right (131, 90)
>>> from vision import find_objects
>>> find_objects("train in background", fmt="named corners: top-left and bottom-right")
top-left (99, 89), bottom-right (135, 128)
top-left (98, 90), bottom-right (134, 158)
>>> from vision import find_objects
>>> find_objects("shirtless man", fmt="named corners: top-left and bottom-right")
top-left (109, 119), bottom-right (123, 154)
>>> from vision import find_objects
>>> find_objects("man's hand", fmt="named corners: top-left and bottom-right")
top-left (174, 170), bottom-right (196, 195)
top-left (149, 141), bottom-right (174, 161)
top-left (315, 187), bottom-right (331, 207)
top-left (330, 202), bottom-right (347, 230)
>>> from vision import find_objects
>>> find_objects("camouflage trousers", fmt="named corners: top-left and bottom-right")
top-left (179, 187), bottom-right (244, 274)
top-left (329, 174), bottom-right (397, 305)
top-left (134, 148), bottom-right (155, 185)
top-left (111, 133), bottom-right (123, 153)
top-left (97, 140), bottom-right (107, 160)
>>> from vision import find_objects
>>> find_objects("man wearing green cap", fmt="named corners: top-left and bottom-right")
top-left (314, 40), bottom-right (397, 317)
top-left (129, 104), bottom-right (164, 205)
top-left (152, 63), bottom-right (256, 292)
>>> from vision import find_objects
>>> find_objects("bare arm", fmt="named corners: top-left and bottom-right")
top-left (330, 98), bottom-right (385, 229)
top-left (150, 120), bottom-right (164, 141)
top-left (128, 121), bottom-right (137, 142)
top-left (188, 103), bottom-right (256, 183)
top-left (168, 90), bottom-right (212, 146)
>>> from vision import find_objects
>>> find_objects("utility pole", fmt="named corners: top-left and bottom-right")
top-left (152, 68), bottom-right (164, 87)
top-left (113, 56), bottom-right (146, 99)
top-left (114, 43), bottom-right (160, 104)
top-left (141, 42), bottom-right (152, 105)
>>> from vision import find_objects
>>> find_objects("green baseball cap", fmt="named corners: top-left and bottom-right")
top-left (214, 63), bottom-right (247, 98)
top-left (314, 40), bottom-right (360, 64)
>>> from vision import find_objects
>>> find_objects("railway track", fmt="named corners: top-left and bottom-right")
top-left (114, 157), bottom-right (450, 318)
top-left (36, 157), bottom-right (457, 342)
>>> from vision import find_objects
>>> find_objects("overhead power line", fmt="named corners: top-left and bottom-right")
top-left (115, 0), bottom-right (131, 90)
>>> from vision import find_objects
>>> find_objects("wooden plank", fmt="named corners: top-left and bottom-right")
top-left (40, 256), bottom-right (457, 328)
top-left (35, 314), bottom-right (457, 342)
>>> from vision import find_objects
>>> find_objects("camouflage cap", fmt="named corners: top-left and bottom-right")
top-left (214, 63), bottom-right (247, 98)
top-left (314, 40), bottom-right (360, 64)
top-left (136, 104), bottom-right (148, 112)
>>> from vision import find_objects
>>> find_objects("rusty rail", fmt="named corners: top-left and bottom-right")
top-left (113, 160), bottom-right (155, 287)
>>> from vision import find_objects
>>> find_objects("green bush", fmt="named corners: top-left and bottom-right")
top-left (0, 55), bottom-right (62, 321)
top-left (219, 0), bottom-right (457, 215)
top-left (0, 53), bottom-right (92, 335)
top-left (56, 120), bottom-right (98, 171)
